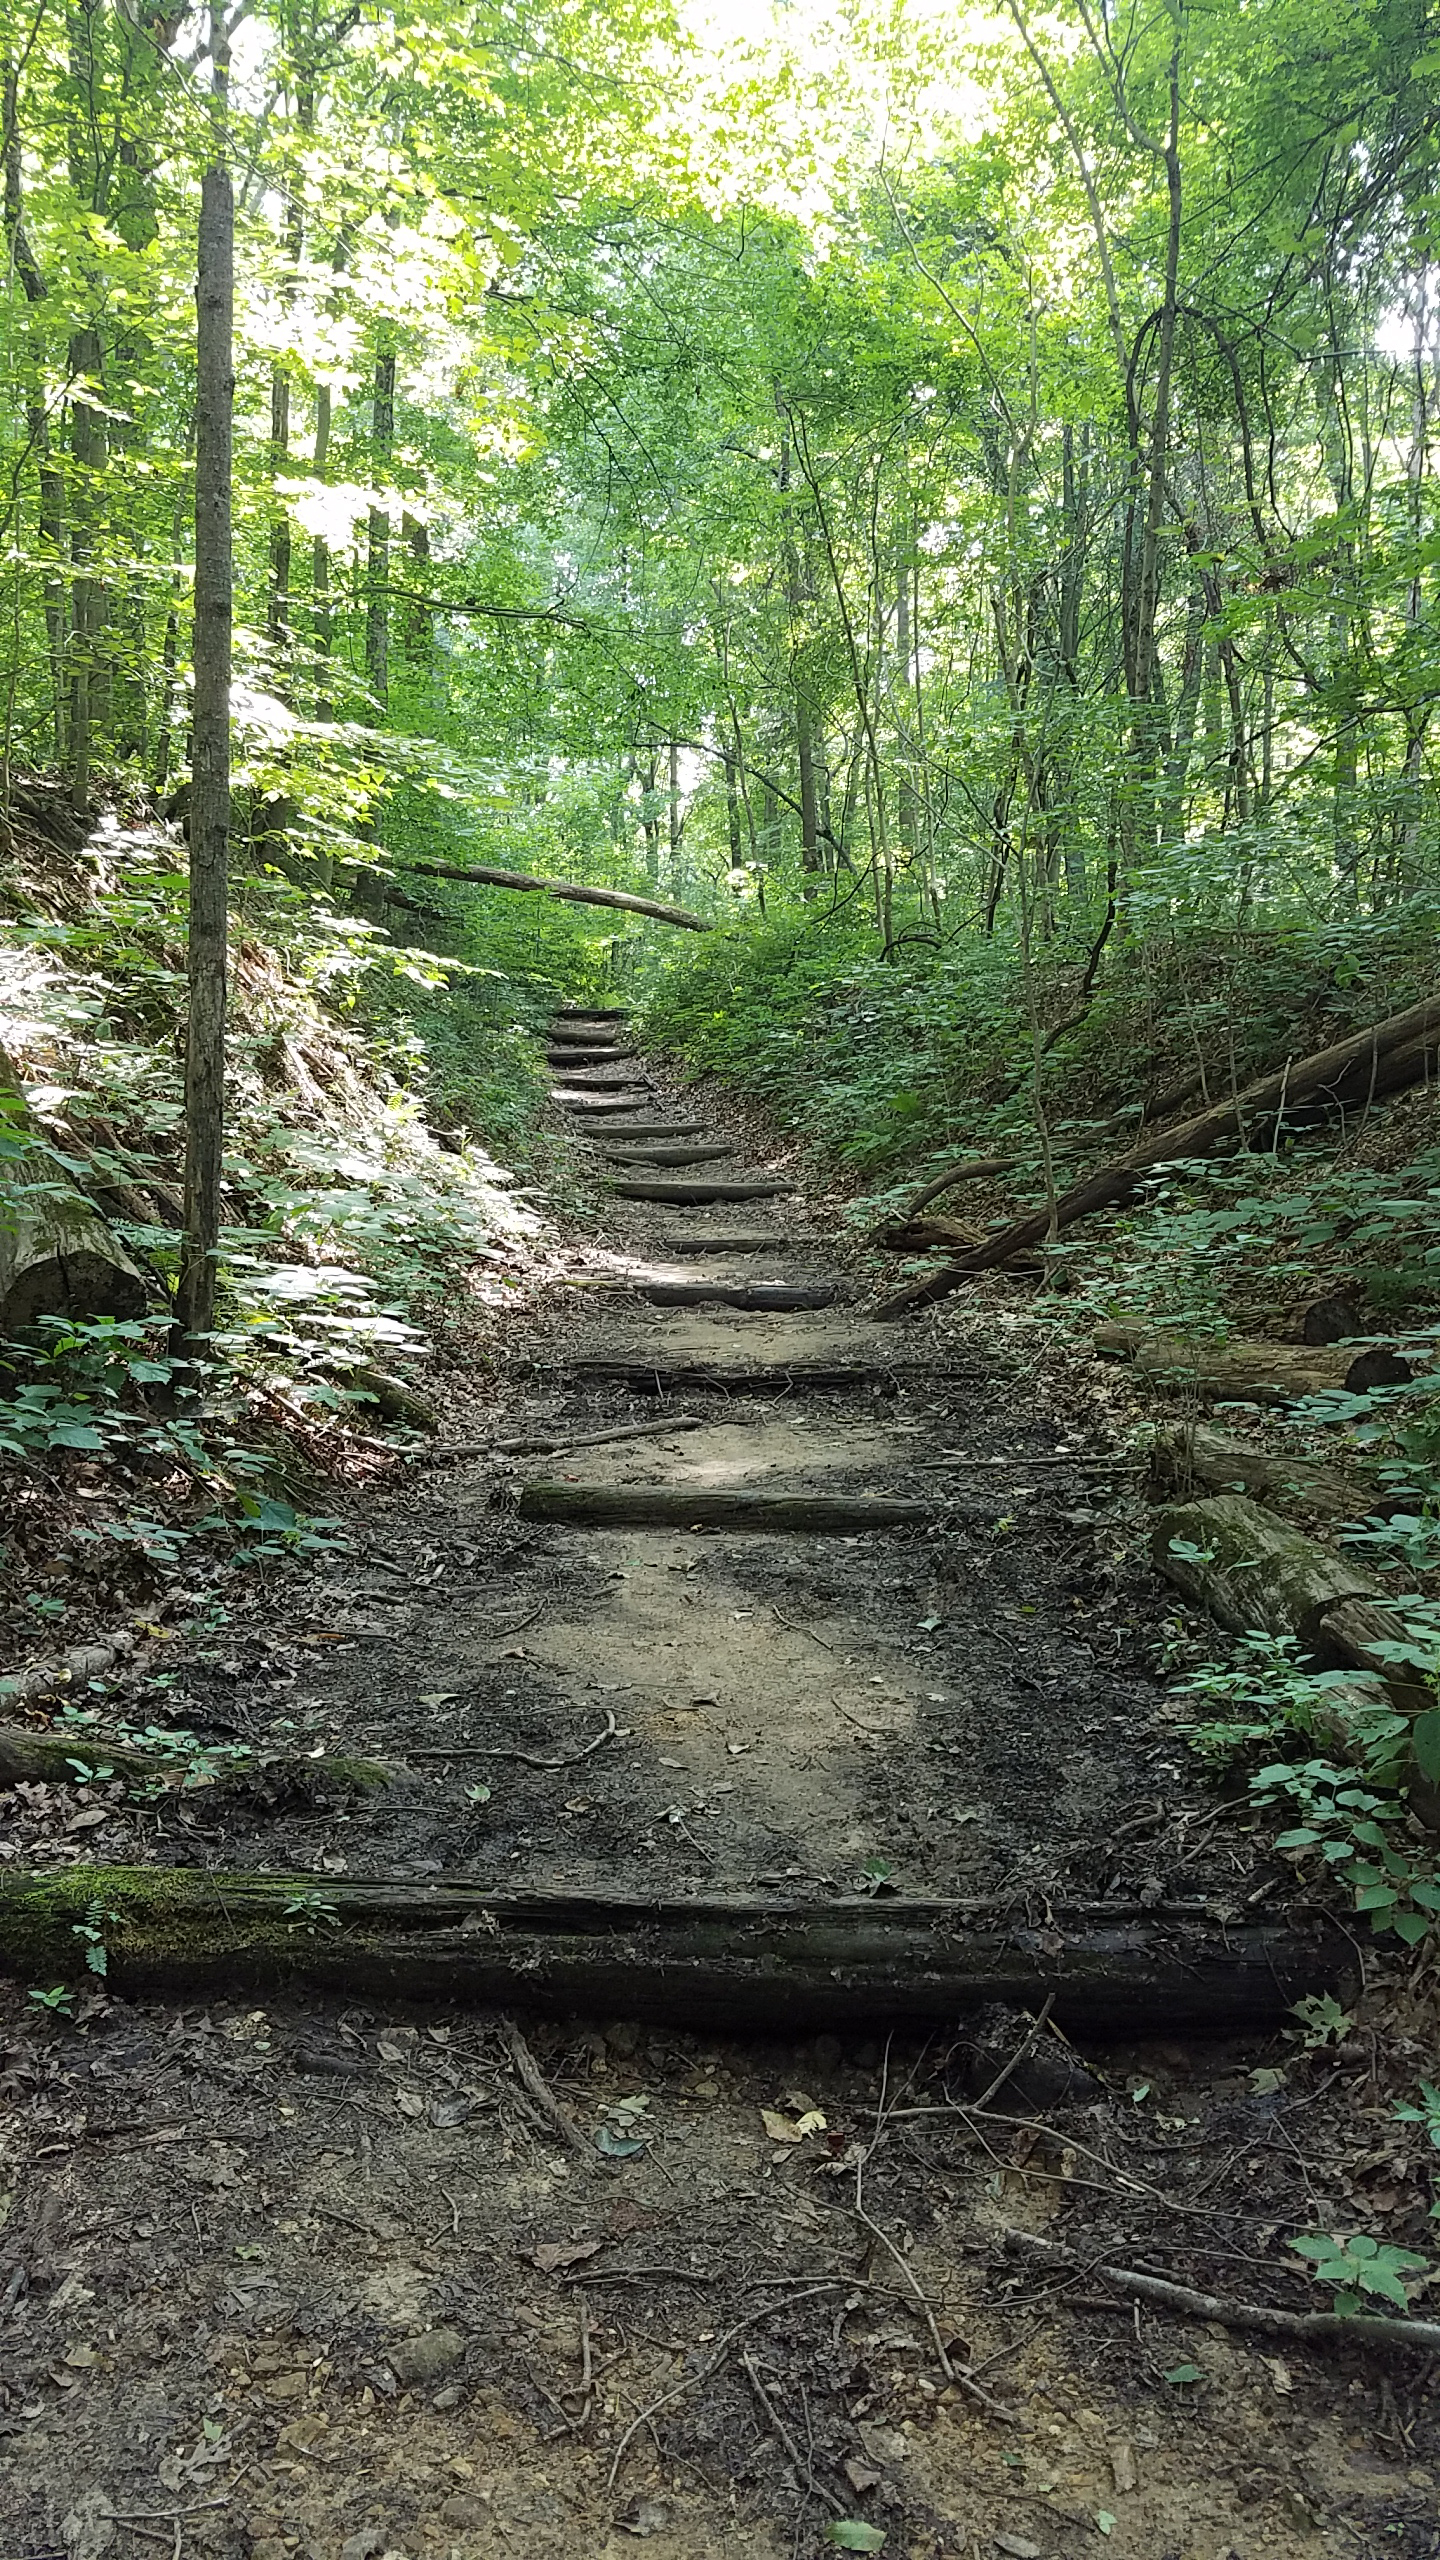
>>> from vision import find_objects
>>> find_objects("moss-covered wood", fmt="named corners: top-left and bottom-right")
top-left (1096, 1324), bottom-right (1352, 1404)
top-left (0, 1867), bottom-right (1351, 2030)
top-left (0, 1725), bottom-right (393, 1798)
top-left (1150, 1425), bottom-right (1403, 1522)
top-left (1153, 1495), bottom-right (1379, 1646)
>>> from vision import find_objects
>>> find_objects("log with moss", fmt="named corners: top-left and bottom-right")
top-left (0, 1052), bottom-right (148, 1330)
top-left (0, 1725), bottom-right (393, 1798)
top-left (1150, 1425), bottom-right (1405, 1522)
top-left (1095, 1323), bottom-right (1352, 1404)
top-left (1153, 1495), bottom-right (1379, 1646)
top-left (0, 1867), bottom-right (1351, 2029)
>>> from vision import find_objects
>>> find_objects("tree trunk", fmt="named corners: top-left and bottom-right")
top-left (0, 1865), bottom-right (1350, 2032)
top-left (366, 347), bottom-right (394, 706)
top-left (174, 138), bottom-right (233, 1357)
top-left (876, 994), bottom-right (1440, 1315)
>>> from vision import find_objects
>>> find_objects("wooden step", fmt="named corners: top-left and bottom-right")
top-left (600, 1143), bottom-right (732, 1169)
top-left (629, 1280), bottom-right (840, 1311)
top-left (561, 1356), bottom-right (922, 1391)
top-left (552, 1007), bottom-right (628, 1022)
top-left (546, 1049), bottom-right (641, 1070)
top-left (608, 1177), bottom-right (794, 1203)
top-left (652, 1233), bottom-right (800, 1255)
top-left (574, 1119), bottom-right (707, 1140)
top-left (560, 1094), bottom-right (662, 1114)
top-left (517, 1483), bottom-right (924, 1531)
top-left (553, 1075), bottom-right (655, 1094)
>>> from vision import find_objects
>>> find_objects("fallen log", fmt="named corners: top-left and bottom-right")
top-left (1096, 1322), bottom-right (1351, 1405)
top-left (608, 1177), bottom-right (794, 1203)
top-left (1002, 2230), bottom-right (1440, 2359)
top-left (0, 1630), bottom-right (139, 1707)
top-left (553, 1007), bottom-right (629, 1022)
top-left (559, 1092), bottom-right (662, 1115)
top-left (628, 1280), bottom-right (840, 1311)
top-left (894, 1155), bottom-right (1019, 1221)
top-left (599, 1143), bottom-right (733, 1169)
top-left (516, 1483), bottom-right (931, 1532)
top-left (554, 1072), bottom-right (655, 1093)
top-left (406, 1416), bottom-right (708, 1465)
top-left (1150, 1425), bottom-right (1406, 1522)
top-left (330, 1362), bottom-right (439, 1432)
top-left (0, 1725), bottom-right (391, 1797)
top-left (1153, 1495), bottom-right (1379, 1645)
top-left (875, 994), bottom-right (1440, 1317)
top-left (0, 1055), bottom-right (148, 1331)
top-left (398, 858), bottom-right (712, 933)
top-left (0, 1867), bottom-right (1350, 2029)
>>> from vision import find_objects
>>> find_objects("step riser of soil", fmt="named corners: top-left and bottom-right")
top-left (560, 1095), bottom-right (662, 1114)
top-left (0, 1869), bottom-right (1349, 2031)
top-left (608, 1178), bottom-right (795, 1202)
top-left (576, 1121), bottom-right (707, 1140)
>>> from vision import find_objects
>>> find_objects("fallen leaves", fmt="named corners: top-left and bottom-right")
top-left (529, 2238), bottom-right (603, 2275)
top-left (760, 2105), bottom-right (827, 2145)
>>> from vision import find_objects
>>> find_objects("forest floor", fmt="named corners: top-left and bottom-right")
top-left (1, 1028), bottom-right (1437, 2560)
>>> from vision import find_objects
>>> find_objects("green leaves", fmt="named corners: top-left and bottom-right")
top-left (1289, 2232), bottom-right (1430, 2316)
top-left (824, 2527), bottom-right (887, 2553)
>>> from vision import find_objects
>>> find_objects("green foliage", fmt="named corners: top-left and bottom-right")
top-left (1288, 2232), bottom-right (1431, 2317)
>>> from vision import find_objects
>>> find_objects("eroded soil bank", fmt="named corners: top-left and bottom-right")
top-left (0, 1030), bottom-right (1436, 2560)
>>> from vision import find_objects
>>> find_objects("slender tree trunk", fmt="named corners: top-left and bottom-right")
top-left (312, 385), bottom-right (332, 720)
top-left (66, 324), bottom-right (106, 811)
top-left (365, 348), bottom-right (394, 707)
top-left (402, 510), bottom-right (432, 660)
top-left (174, 133), bottom-right (233, 1357)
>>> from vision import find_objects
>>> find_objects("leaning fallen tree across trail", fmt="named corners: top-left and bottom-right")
top-left (875, 993), bottom-right (1440, 1317)
top-left (387, 858), bottom-right (713, 933)
top-left (0, 1868), bottom-right (1351, 2030)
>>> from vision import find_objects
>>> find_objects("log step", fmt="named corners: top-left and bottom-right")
top-left (652, 1233), bottom-right (800, 1255)
top-left (630, 1280), bottom-right (840, 1311)
top-left (0, 1866), bottom-right (1350, 2030)
top-left (575, 1120), bottom-right (707, 1140)
top-left (600, 1144), bottom-right (732, 1169)
top-left (553, 1076), bottom-right (655, 1094)
top-left (559, 1093), bottom-right (663, 1114)
top-left (517, 1483), bottom-right (930, 1531)
top-left (608, 1178), bottom-right (795, 1203)
top-left (561, 1357), bottom-right (928, 1391)
top-left (546, 1049), bottom-right (642, 1070)
top-left (551, 1008), bottom-right (628, 1023)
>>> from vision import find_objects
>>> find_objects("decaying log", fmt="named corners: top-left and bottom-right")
top-left (332, 1363), bottom-right (439, 1432)
top-left (554, 1072), bottom-right (655, 1093)
top-left (0, 1080), bottom-right (148, 1331)
top-left (516, 1483), bottom-right (932, 1532)
top-left (1096, 1323), bottom-right (1351, 1405)
top-left (0, 1630), bottom-right (138, 1707)
top-left (608, 1177), bottom-right (795, 1203)
top-left (1149, 1425), bottom-right (1403, 1521)
top-left (397, 858), bottom-right (712, 932)
top-left (407, 1416), bottom-right (708, 1465)
top-left (0, 1867), bottom-right (1350, 2029)
top-left (553, 1007), bottom-right (628, 1023)
top-left (893, 1156), bottom-right (1018, 1221)
top-left (1153, 1495), bottom-right (1379, 1645)
top-left (628, 1280), bottom-right (839, 1311)
top-left (875, 994), bottom-right (1440, 1317)
top-left (600, 1144), bottom-right (733, 1169)
top-left (546, 1048), bottom-right (641, 1070)
top-left (1003, 2230), bottom-right (1440, 2358)
top-left (0, 1725), bottom-right (392, 1797)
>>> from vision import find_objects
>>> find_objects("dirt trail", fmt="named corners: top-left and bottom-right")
top-left (0, 1010), bottom-right (1435, 2560)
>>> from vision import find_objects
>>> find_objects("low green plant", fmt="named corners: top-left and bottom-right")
top-left (72, 1900), bottom-right (118, 1978)
top-left (28, 1985), bottom-right (74, 2016)
top-left (282, 1891), bottom-right (342, 1934)
top-left (1288, 2231), bottom-right (1430, 2315)
top-left (1288, 1993), bottom-right (1355, 2050)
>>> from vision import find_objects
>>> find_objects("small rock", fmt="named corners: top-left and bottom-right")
top-left (387, 2325), bottom-right (466, 2386)
top-left (844, 2459), bottom-right (884, 2493)
top-left (432, 2383), bottom-right (463, 2411)
top-left (1110, 2440), bottom-right (1139, 2494)
top-left (993, 2538), bottom-right (1042, 2560)
top-left (340, 2534), bottom-right (385, 2560)
top-left (619, 2502), bottom-right (671, 2538)
top-left (606, 2021), bottom-right (641, 2056)
top-left (61, 2492), bottom-right (116, 2560)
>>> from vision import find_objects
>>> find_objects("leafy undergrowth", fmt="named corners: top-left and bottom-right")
top-left (0, 787), bottom-right (573, 1675)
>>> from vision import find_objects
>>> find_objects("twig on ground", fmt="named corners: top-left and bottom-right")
top-left (741, 2351), bottom-right (844, 2514)
top-left (409, 1709), bottom-right (618, 1768)
top-left (1003, 2230), bottom-right (1440, 2355)
top-left (605, 2285), bottom-right (844, 2488)
top-left (853, 2201), bottom-right (1019, 2422)
top-left (971, 1994), bottom-right (1057, 2111)
top-left (497, 2019), bottom-right (589, 2159)
top-left (771, 1606), bottom-right (835, 1649)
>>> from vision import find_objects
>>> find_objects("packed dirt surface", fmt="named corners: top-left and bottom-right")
top-left (1, 1014), bottom-right (1437, 2560)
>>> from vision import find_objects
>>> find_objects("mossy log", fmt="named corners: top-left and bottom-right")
top-left (561, 1355), bottom-right (939, 1392)
top-left (546, 1048), bottom-right (642, 1071)
top-left (330, 1363), bottom-right (439, 1432)
top-left (552, 1008), bottom-right (629, 1024)
top-left (0, 1147), bottom-right (148, 1331)
top-left (553, 1071), bottom-right (655, 1093)
top-left (1149, 1425), bottom-right (1402, 1522)
top-left (0, 1631), bottom-right (138, 1707)
top-left (1096, 1323), bottom-right (1351, 1405)
top-left (0, 1725), bottom-right (392, 1797)
top-left (1153, 1495), bottom-right (1379, 1645)
top-left (0, 1867), bottom-right (1351, 2029)
top-left (516, 1482), bottom-right (932, 1532)
top-left (608, 1177), bottom-right (794, 1203)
